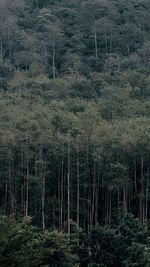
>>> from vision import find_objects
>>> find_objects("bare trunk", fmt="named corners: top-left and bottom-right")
top-left (35, 0), bottom-right (39, 8)
top-left (140, 156), bottom-right (144, 222)
top-left (40, 148), bottom-right (45, 230)
top-left (117, 185), bottom-right (120, 222)
top-left (123, 188), bottom-right (127, 214)
top-left (52, 35), bottom-right (56, 79)
top-left (127, 43), bottom-right (130, 56)
top-left (25, 139), bottom-right (29, 217)
top-left (42, 175), bottom-right (45, 230)
top-left (86, 143), bottom-right (89, 231)
top-left (4, 179), bottom-right (8, 213)
top-left (105, 191), bottom-right (109, 225)
top-left (91, 162), bottom-right (96, 226)
top-left (9, 149), bottom-right (14, 217)
top-left (109, 28), bottom-right (112, 54)
top-left (21, 181), bottom-right (24, 214)
top-left (77, 141), bottom-right (80, 227)
top-left (60, 143), bottom-right (64, 230)
top-left (134, 160), bottom-right (137, 193)
top-left (105, 30), bottom-right (108, 54)
top-left (8, 31), bottom-right (13, 61)
top-left (146, 168), bottom-right (149, 229)
top-left (58, 173), bottom-right (61, 229)
top-left (95, 170), bottom-right (99, 225)
top-left (67, 133), bottom-right (71, 235)
top-left (94, 21), bottom-right (98, 64)
top-left (21, 149), bottom-right (24, 214)
top-left (109, 191), bottom-right (112, 226)
top-left (0, 40), bottom-right (4, 62)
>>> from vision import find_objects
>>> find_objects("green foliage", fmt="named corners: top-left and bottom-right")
top-left (0, 216), bottom-right (77, 267)
top-left (79, 215), bottom-right (150, 267)
top-left (0, 216), bottom-right (38, 267)
top-left (1, 0), bottom-right (150, 266)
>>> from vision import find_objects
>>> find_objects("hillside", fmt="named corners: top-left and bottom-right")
top-left (0, 0), bottom-right (150, 266)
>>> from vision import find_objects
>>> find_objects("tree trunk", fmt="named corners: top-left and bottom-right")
top-left (52, 35), bottom-right (56, 79)
top-left (0, 40), bottom-right (4, 62)
top-left (40, 148), bottom-right (45, 230)
top-left (8, 31), bottom-right (13, 61)
top-left (95, 169), bottom-right (99, 225)
top-left (145, 168), bottom-right (149, 229)
top-left (134, 160), bottom-right (137, 194)
top-left (9, 148), bottom-right (14, 217)
top-left (140, 156), bottom-right (144, 222)
top-left (25, 138), bottom-right (29, 217)
top-left (123, 187), bottom-right (127, 214)
top-left (94, 20), bottom-right (98, 64)
top-left (109, 28), bottom-right (112, 54)
top-left (77, 141), bottom-right (80, 227)
top-left (67, 133), bottom-right (71, 235)
top-left (35, 0), bottom-right (39, 8)
top-left (109, 191), bottom-right (112, 226)
top-left (91, 162), bottom-right (96, 226)
top-left (4, 179), bottom-right (8, 213)
top-left (41, 173), bottom-right (45, 230)
top-left (86, 143), bottom-right (89, 231)
top-left (105, 190), bottom-right (109, 225)
top-left (105, 30), bottom-right (108, 54)
top-left (60, 142), bottom-right (64, 230)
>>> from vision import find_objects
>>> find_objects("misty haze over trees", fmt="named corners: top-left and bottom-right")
top-left (0, 0), bottom-right (150, 266)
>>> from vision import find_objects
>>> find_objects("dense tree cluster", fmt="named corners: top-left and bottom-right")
top-left (0, 214), bottom-right (150, 267)
top-left (0, 0), bottom-right (150, 266)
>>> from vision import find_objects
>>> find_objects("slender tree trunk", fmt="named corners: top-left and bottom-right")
top-left (95, 169), bottom-right (99, 225)
top-left (9, 149), bottom-right (14, 217)
top-left (105, 190), bottom-right (109, 225)
top-left (53, 195), bottom-right (56, 230)
top-left (40, 148), bottom-right (45, 230)
top-left (4, 179), bottom-right (8, 213)
top-left (35, 0), bottom-right (39, 8)
top-left (134, 160), bottom-right (137, 194)
top-left (52, 34), bottom-right (56, 79)
top-left (25, 136), bottom-right (29, 217)
top-left (91, 162), bottom-right (96, 226)
top-left (128, 182), bottom-right (131, 213)
top-left (123, 187), bottom-right (127, 214)
top-left (44, 41), bottom-right (47, 65)
top-left (41, 173), bottom-right (45, 230)
top-left (67, 133), bottom-right (71, 235)
top-left (8, 31), bottom-right (13, 61)
top-left (77, 141), bottom-right (80, 227)
top-left (58, 173), bottom-right (61, 228)
top-left (86, 143), bottom-right (89, 231)
top-left (105, 30), bottom-right (108, 54)
top-left (109, 28), bottom-right (112, 54)
top-left (89, 176), bottom-right (92, 228)
top-left (140, 156), bottom-right (144, 222)
top-left (0, 40), bottom-right (3, 62)
top-left (94, 20), bottom-right (98, 64)
top-left (21, 181), bottom-right (24, 214)
top-left (109, 191), bottom-right (112, 226)
top-left (146, 168), bottom-right (149, 229)
top-left (21, 149), bottom-right (24, 215)
top-left (117, 185), bottom-right (120, 222)
top-left (127, 43), bottom-right (130, 56)
top-left (60, 143), bottom-right (64, 230)
top-left (63, 171), bottom-right (66, 230)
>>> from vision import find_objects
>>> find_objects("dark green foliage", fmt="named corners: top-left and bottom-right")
top-left (0, 216), bottom-right (77, 267)
top-left (0, 0), bottom-right (150, 266)
top-left (79, 214), bottom-right (150, 267)
top-left (0, 216), bottom-right (38, 267)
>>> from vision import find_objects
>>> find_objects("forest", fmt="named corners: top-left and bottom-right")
top-left (0, 0), bottom-right (150, 266)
